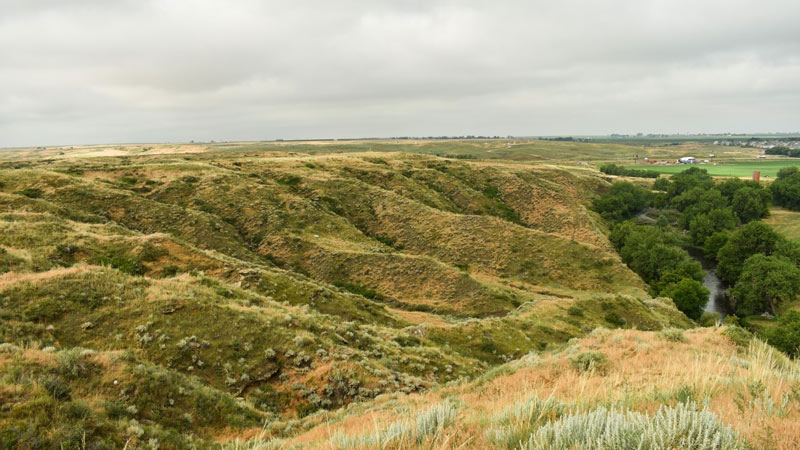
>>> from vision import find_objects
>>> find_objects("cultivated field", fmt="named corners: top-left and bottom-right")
top-left (0, 138), bottom-right (763, 164)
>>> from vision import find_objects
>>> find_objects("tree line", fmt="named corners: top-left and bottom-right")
top-left (765, 146), bottom-right (800, 158)
top-left (594, 167), bottom-right (800, 332)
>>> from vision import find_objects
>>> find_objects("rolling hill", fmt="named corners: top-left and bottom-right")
top-left (0, 141), bottom-right (716, 448)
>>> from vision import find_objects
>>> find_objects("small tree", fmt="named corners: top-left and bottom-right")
top-left (661, 278), bottom-right (709, 321)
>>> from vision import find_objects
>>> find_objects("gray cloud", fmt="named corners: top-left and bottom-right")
top-left (1, 0), bottom-right (799, 146)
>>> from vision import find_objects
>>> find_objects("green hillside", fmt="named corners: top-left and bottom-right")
top-left (0, 145), bottom-right (694, 448)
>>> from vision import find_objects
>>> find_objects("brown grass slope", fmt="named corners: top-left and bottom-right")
top-left (262, 327), bottom-right (800, 449)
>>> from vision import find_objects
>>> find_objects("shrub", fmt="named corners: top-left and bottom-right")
top-left (566, 306), bottom-right (583, 317)
top-left (327, 400), bottom-right (459, 448)
top-left (103, 400), bottom-right (131, 420)
top-left (41, 376), bottom-right (72, 401)
top-left (723, 326), bottom-right (753, 347)
top-left (414, 400), bottom-right (460, 443)
top-left (699, 312), bottom-right (720, 327)
top-left (521, 403), bottom-right (743, 450)
top-left (570, 351), bottom-right (610, 374)
top-left (56, 348), bottom-right (90, 378)
top-left (276, 175), bottom-right (302, 187)
top-left (17, 187), bottom-right (43, 198)
top-left (92, 254), bottom-right (146, 276)
top-left (60, 401), bottom-right (91, 420)
top-left (161, 265), bottom-right (180, 277)
top-left (762, 310), bottom-right (800, 357)
top-left (657, 328), bottom-right (687, 342)
top-left (653, 177), bottom-right (671, 191)
top-left (604, 312), bottom-right (625, 327)
top-left (487, 396), bottom-right (566, 449)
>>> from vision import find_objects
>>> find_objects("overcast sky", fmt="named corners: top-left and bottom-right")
top-left (2, 0), bottom-right (799, 146)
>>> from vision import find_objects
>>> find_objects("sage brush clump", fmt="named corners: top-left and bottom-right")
top-left (657, 328), bottom-right (687, 342)
top-left (521, 402), bottom-right (744, 450)
top-left (570, 351), bottom-right (611, 374)
top-left (487, 396), bottom-right (567, 449)
top-left (330, 400), bottom-right (460, 449)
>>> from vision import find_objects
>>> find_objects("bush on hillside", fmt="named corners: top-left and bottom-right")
top-left (699, 312), bottom-right (720, 327)
top-left (570, 351), bottom-right (610, 374)
top-left (723, 325), bottom-right (753, 347)
top-left (522, 403), bottom-right (744, 450)
top-left (657, 328), bottom-right (687, 342)
top-left (762, 311), bottom-right (800, 357)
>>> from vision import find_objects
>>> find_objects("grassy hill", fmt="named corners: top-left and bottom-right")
top-left (262, 326), bottom-right (799, 449)
top-left (0, 142), bottom-right (721, 448)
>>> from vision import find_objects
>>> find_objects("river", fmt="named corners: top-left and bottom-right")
top-left (688, 249), bottom-right (730, 318)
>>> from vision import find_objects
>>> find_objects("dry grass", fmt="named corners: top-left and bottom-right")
top-left (764, 207), bottom-right (800, 242)
top-left (280, 327), bottom-right (800, 449)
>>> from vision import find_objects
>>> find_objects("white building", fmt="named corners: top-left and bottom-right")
top-left (678, 157), bottom-right (696, 164)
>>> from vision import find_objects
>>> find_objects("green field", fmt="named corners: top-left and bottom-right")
top-left (624, 159), bottom-right (800, 178)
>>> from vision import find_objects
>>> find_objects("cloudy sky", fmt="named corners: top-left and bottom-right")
top-left (2, 0), bottom-right (799, 146)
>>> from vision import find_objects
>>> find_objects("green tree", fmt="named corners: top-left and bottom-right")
top-left (672, 188), bottom-right (727, 229)
top-left (730, 186), bottom-right (770, 223)
top-left (667, 167), bottom-right (714, 199)
top-left (717, 178), bottom-right (748, 200)
top-left (770, 166), bottom-right (800, 211)
top-left (731, 254), bottom-right (800, 316)
top-left (661, 278), bottom-right (710, 320)
top-left (652, 177), bottom-right (670, 192)
top-left (688, 208), bottom-right (736, 247)
top-left (763, 311), bottom-right (800, 357)
top-left (703, 231), bottom-right (730, 261)
top-left (611, 223), bottom-right (703, 287)
top-left (716, 222), bottom-right (783, 284)
top-left (592, 182), bottom-right (652, 221)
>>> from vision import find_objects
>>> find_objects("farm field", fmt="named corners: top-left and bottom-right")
top-left (1, 138), bottom-right (762, 164)
top-left (625, 159), bottom-right (800, 178)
